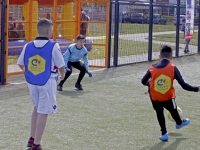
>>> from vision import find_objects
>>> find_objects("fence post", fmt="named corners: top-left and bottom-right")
top-left (108, 1), bottom-right (113, 68)
top-left (113, 0), bottom-right (119, 67)
top-left (148, 0), bottom-right (153, 61)
top-left (0, 0), bottom-right (6, 85)
top-left (198, 2), bottom-right (200, 52)
top-left (175, 0), bottom-right (180, 57)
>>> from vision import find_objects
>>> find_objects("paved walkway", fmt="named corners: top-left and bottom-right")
top-left (8, 30), bottom-right (198, 73)
top-left (89, 30), bottom-right (198, 66)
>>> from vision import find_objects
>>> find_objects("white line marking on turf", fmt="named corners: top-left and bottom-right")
top-left (9, 68), bottom-right (106, 85)
top-left (10, 82), bottom-right (27, 85)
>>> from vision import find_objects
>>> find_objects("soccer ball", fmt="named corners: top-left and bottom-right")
top-left (167, 106), bottom-right (183, 122)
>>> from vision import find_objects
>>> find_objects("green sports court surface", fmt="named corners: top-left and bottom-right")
top-left (1, 55), bottom-right (200, 150)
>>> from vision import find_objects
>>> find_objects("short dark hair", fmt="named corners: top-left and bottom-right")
top-left (77, 34), bottom-right (85, 40)
top-left (160, 45), bottom-right (172, 58)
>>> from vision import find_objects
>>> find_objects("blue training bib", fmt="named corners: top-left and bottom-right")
top-left (24, 41), bottom-right (55, 85)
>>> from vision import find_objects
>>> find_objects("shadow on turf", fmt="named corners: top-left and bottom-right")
top-left (58, 90), bottom-right (85, 98)
top-left (168, 132), bottom-right (182, 137)
top-left (148, 138), bottom-right (188, 150)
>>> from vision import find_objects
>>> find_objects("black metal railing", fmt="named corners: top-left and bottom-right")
top-left (109, 0), bottom-right (200, 67)
top-left (0, 0), bottom-right (6, 85)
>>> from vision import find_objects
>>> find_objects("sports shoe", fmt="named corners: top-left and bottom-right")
top-left (31, 144), bottom-right (43, 150)
top-left (57, 84), bottom-right (63, 91)
top-left (27, 137), bottom-right (34, 148)
top-left (184, 49), bottom-right (190, 53)
top-left (159, 133), bottom-right (168, 141)
top-left (176, 118), bottom-right (190, 129)
top-left (75, 82), bottom-right (83, 90)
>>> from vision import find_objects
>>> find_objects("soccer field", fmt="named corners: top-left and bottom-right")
top-left (1, 55), bottom-right (200, 150)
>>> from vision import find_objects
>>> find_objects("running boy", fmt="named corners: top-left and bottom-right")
top-left (17, 18), bottom-right (65, 150)
top-left (181, 18), bottom-right (191, 53)
top-left (141, 45), bottom-right (200, 141)
top-left (57, 34), bottom-right (92, 91)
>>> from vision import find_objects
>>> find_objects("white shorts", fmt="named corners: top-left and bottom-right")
top-left (28, 78), bottom-right (58, 114)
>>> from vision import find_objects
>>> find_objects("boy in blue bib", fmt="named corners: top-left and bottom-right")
top-left (17, 18), bottom-right (65, 150)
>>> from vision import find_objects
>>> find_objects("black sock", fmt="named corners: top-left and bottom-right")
top-left (162, 131), bottom-right (167, 135)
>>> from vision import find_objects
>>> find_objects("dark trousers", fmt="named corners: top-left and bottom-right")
top-left (80, 28), bottom-right (87, 36)
top-left (183, 31), bottom-right (190, 51)
top-left (58, 61), bottom-right (86, 86)
top-left (151, 99), bottom-right (182, 135)
top-left (184, 39), bottom-right (190, 50)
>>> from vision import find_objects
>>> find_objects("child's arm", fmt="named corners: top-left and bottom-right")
top-left (83, 52), bottom-right (92, 77)
top-left (141, 70), bottom-right (151, 86)
top-left (175, 66), bottom-right (199, 92)
top-left (59, 66), bottom-right (65, 80)
top-left (18, 65), bottom-right (25, 72)
top-left (17, 44), bottom-right (27, 72)
top-left (83, 48), bottom-right (89, 70)
top-left (52, 43), bottom-right (66, 78)
top-left (63, 48), bottom-right (71, 69)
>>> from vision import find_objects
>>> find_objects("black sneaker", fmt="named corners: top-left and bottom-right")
top-left (57, 84), bottom-right (63, 91)
top-left (75, 82), bottom-right (83, 90)
top-left (184, 49), bottom-right (190, 53)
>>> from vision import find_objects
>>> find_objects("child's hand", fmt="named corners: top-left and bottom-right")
top-left (59, 74), bottom-right (65, 80)
top-left (147, 79), bottom-right (151, 86)
top-left (86, 70), bottom-right (92, 78)
top-left (198, 86), bottom-right (200, 92)
top-left (65, 68), bottom-right (71, 72)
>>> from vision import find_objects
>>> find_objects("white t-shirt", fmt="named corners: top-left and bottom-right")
top-left (17, 38), bottom-right (65, 77)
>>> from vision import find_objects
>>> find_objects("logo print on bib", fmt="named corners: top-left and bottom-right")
top-left (154, 74), bottom-right (171, 94)
top-left (28, 54), bottom-right (46, 75)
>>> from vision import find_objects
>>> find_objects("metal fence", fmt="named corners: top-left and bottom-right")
top-left (1, 0), bottom-right (200, 84)
top-left (0, 0), bottom-right (6, 85)
top-left (5, 0), bottom-right (110, 84)
top-left (109, 0), bottom-right (200, 67)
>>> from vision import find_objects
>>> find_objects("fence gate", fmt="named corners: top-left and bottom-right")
top-left (0, 0), bottom-right (6, 85)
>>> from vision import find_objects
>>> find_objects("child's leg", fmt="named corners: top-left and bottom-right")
top-left (27, 84), bottom-right (39, 139)
top-left (165, 99), bottom-right (190, 129)
top-left (30, 107), bottom-right (38, 138)
top-left (34, 113), bottom-right (48, 145)
top-left (155, 108), bottom-right (167, 135)
top-left (27, 107), bottom-right (37, 148)
top-left (72, 62), bottom-right (86, 83)
top-left (151, 100), bottom-right (167, 135)
top-left (33, 78), bottom-right (57, 145)
top-left (58, 62), bottom-right (72, 86)
top-left (164, 99), bottom-right (182, 125)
